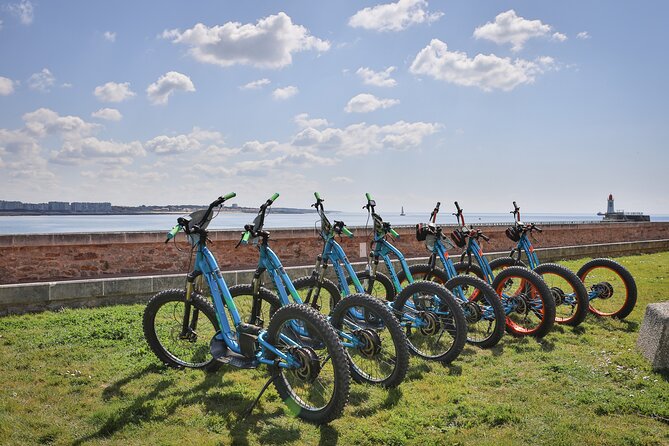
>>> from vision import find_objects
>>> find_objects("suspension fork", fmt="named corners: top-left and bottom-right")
top-left (365, 253), bottom-right (382, 293)
top-left (181, 271), bottom-right (202, 338)
top-left (249, 266), bottom-right (267, 326)
top-left (304, 254), bottom-right (329, 310)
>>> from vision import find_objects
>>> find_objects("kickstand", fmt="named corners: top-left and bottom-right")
top-left (240, 371), bottom-right (279, 422)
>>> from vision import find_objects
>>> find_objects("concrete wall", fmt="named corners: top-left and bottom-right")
top-left (1, 221), bottom-right (668, 285)
top-left (1, 238), bottom-right (668, 316)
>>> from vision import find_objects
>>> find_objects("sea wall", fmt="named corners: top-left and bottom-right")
top-left (1, 221), bottom-right (668, 285)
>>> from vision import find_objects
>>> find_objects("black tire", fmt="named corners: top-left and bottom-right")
top-left (452, 262), bottom-right (486, 281)
top-left (143, 289), bottom-right (219, 370)
top-left (576, 258), bottom-right (637, 319)
top-left (392, 280), bottom-right (467, 363)
top-left (227, 284), bottom-right (281, 328)
top-left (489, 258), bottom-right (589, 327)
top-left (330, 293), bottom-right (409, 388)
top-left (291, 275), bottom-right (341, 316)
top-left (401, 264), bottom-right (505, 348)
top-left (350, 270), bottom-right (396, 302)
top-left (491, 266), bottom-right (556, 338)
top-left (266, 304), bottom-right (350, 424)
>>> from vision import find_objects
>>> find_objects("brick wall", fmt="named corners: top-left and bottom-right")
top-left (1, 221), bottom-right (668, 285)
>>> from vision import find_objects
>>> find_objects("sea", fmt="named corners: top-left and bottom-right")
top-left (1, 212), bottom-right (667, 235)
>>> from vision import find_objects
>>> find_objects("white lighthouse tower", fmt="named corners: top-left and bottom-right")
top-left (607, 194), bottom-right (615, 214)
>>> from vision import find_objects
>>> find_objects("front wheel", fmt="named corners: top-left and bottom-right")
top-left (576, 258), bottom-right (637, 319)
top-left (350, 270), bottom-right (396, 302)
top-left (330, 293), bottom-right (409, 388)
top-left (392, 281), bottom-right (467, 363)
top-left (143, 289), bottom-right (220, 370)
top-left (491, 266), bottom-right (556, 338)
top-left (291, 275), bottom-right (341, 316)
top-left (266, 304), bottom-right (350, 424)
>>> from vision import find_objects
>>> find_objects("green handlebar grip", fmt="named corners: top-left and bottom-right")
top-left (242, 231), bottom-right (251, 243)
top-left (389, 228), bottom-right (400, 239)
top-left (223, 192), bottom-right (236, 200)
top-left (314, 192), bottom-right (321, 200)
top-left (270, 192), bottom-right (280, 202)
top-left (342, 226), bottom-right (353, 238)
top-left (165, 225), bottom-right (181, 242)
top-left (365, 192), bottom-right (372, 201)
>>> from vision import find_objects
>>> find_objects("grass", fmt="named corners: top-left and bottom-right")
top-left (0, 252), bottom-right (668, 446)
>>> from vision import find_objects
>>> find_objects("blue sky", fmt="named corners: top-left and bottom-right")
top-left (0, 0), bottom-right (667, 213)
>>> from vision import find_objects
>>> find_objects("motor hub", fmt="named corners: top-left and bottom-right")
top-left (354, 329), bottom-right (382, 358)
top-left (592, 281), bottom-right (614, 299)
top-left (550, 287), bottom-right (565, 306)
top-left (289, 346), bottom-right (321, 383)
top-left (462, 301), bottom-right (483, 323)
top-left (418, 311), bottom-right (441, 336)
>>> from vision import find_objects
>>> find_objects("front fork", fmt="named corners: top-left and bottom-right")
top-left (303, 255), bottom-right (328, 311)
top-left (181, 272), bottom-right (203, 340)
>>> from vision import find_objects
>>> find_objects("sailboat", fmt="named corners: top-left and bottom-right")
top-left (400, 206), bottom-right (405, 216)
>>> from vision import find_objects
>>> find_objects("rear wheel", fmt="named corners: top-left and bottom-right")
top-left (143, 289), bottom-right (219, 369)
top-left (266, 304), bottom-right (350, 424)
top-left (330, 294), bottom-right (409, 388)
top-left (399, 264), bottom-right (504, 348)
top-left (489, 258), bottom-right (589, 327)
top-left (227, 284), bottom-right (281, 328)
top-left (491, 266), bottom-right (556, 338)
top-left (392, 280), bottom-right (467, 363)
top-left (350, 271), bottom-right (396, 302)
top-left (576, 258), bottom-right (637, 319)
top-left (452, 262), bottom-right (486, 281)
top-left (291, 276), bottom-right (341, 316)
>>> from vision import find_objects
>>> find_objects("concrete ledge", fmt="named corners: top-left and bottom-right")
top-left (637, 302), bottom-right (669, 371)
top-left (1, 239), bottom-right (667, 316)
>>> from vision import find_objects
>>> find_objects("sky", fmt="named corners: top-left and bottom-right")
top-left (0, 0), bottom-right (668, 214)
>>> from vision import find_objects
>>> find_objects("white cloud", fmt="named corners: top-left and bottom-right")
top-left (410, 39), bottom-right (556, 91)
top-left (145, 127), bottom-right (225, 155)
top-left (241, 140), bottom-right (281, 154)
top-left (22, 108), bottom-right (99, 139)
top-left (272, 86), bottom-right (298, 100)
top-left (0, 76), bottom-right (15, 95)
top-left (240, 78), bottom-right (270, 90)
top-left (5, 0), bottom-right (34, 25)
top-left (294, 113), bottom-right (330, 129)
top-left (345, 93), bottom-right (399, 113)
top-left (473, 10), bottom-right (564, 52)
top-left (349, 0), bottom-right (442, 32)
top-left (332, 176), bottom-right (354, 183)
top-left (577, 31), bottom-right (591, 40)
top-left (356, 66), bottom-right (397, 87)
top-left (146, 71), bottom-right (195, 105)
top-left (91, 108), bottom-right (123, 121)
top-left (162, 12), bottom-right (330, 69)
top-left (103, 31), bottom-right (116, 42)
top-left (0, 19), bottom-right (3, 30)
top-left (94, 82), bottom-right (136, 102)
top-left (52, 137), bottom-right (144, 165)
top-left (27, 68), bottom-right (55, 92)
top-left (60, 82), bottom-right (73, 89)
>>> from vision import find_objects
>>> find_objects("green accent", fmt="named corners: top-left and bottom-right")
top-left (223, 192), bottom-right (236, 200)
top-left (365, 192), bottom-right (372, 201)
top-left (389, 228), bottom-right (400, 239)
top-left (342, 226), bottom-right (353, 238)
top-left (166, 224), bottom-right (181, 240)
top-left (270, 192), bottom-right (280, 202)
top-left (242, 231), bottom-right (251, 243)
top-left (314, 192), bottom-right (321, 200)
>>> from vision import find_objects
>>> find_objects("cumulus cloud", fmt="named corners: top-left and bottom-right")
top-left (474, 10), bottom-right (565, 52)
top-left (23, 108), bottom-right (99, 139)
top-left (146, 71), bottom-right (195, 105)
top-left (145, 127), bottom-right (225, 155)
top-left (5, 0), bottom-right (34, 25)
top-left (332, 176), bottom-right (354, 183)
top-left (272, 86), bottom-right (298, 100)
top-left (94, 81), bottom-right (136, 102)
top-left (240, 78), bottom-right (270, 90)
top-left (345, 93), bottom-right (399, 113)
top-left (91, 108), bottom-right (123, 121)
top-left (294, 113), bottom-right (329, 129)
top-left (410, 39), bottom-right (556, 91)
top-left (27, 68), bottom-right (55, 92)
top-left (356, 66), bottom-right (397, 87)
top-left (577, 31), bottom-right (591, 40)
top-left (349, 0), bottom-right (442, 32)
top-left (0, 76), bottom-right (15, 95)
top-left (52, 137), bottom-right (144, 165)
top-left (161, 12), bottom-right (330, 69)
top-left (103, 31), bottom-right (116, 42)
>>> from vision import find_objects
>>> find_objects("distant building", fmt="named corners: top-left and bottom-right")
top-left (602, 194), bottom-right (650, 222)
top-left (48, 201), bottom-right (70, 211)
top-left (70, 202), bottom-right (112, 213)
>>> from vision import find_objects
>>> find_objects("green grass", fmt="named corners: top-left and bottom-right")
top-left (1, 252), bottom-right (668, 446)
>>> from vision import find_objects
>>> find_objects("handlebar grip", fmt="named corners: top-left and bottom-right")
top-left (481, 234), bottom-right (490, 242)
top-left (435, 202), bottom-right (441, 210)
top-left (241, 231), bottom-right (251, 243)
top-left (365, 192), bottom-right (372, 201)
top-left (389, 228), bottom-right (400, 239)
top-left (454, 201), bottom-right (461, 212)
top-left (314, 192), bottom-right (321, 200)
top-left (269, 192), bottom-right (280, 203)
top-left (341, 226), bottom-right (353, 238)
top-left (165, 225), bottom-right (181, 243)
top-left (534, 226), bottom-right (543, 233)
top-left (223, 192), bottom-right (236, 200)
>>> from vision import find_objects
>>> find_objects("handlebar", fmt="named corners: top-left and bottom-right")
top-left (341, 225), bottom-right (354, 238)
top-left (511, 201), bottom-right (521, 222)
top-left (430, 201), bottom-right (441, 223)
top-left (453, 201), bottom-right (465, 226)
top-left (165, 192), bottom-right (236, 242)
top-left (239, 193), bottom-right (279, 245)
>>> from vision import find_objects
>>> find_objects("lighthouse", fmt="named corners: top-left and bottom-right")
top-left (607, 194), bottom-right (615, 214)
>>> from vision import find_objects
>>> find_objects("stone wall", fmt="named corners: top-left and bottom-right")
top-left (1, 221), bottom-right (668, 285)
